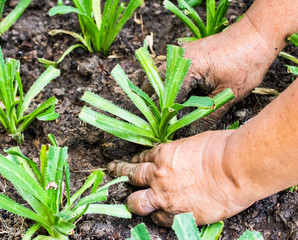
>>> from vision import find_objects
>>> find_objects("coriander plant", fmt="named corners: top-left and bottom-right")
top-left (0, 47), bottom-right (60, 144)
top-left (129, 213), bottom-right (264, 240)
top-left (0, 135), bottom-right (131, 239)
top-left (79, 45), bottom-right (234, 146)
top-left (39, 0), bottom-right (143, 67)
top-left (0, 0), bottom-right (33, 36)
top-left (164, 0), bottom-right (231, 44)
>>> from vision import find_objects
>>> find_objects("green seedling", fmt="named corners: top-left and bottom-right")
top-left (279, 33), bottom-right (298, 77)
top-left (39, 0), bottom-right (143, 67)
top-left (79, 44), bottom-right (234, 146)
top-left (0, 0), bottom-right (33, 36)
top-left (129, 212), bottom-right (263, 240)
top-left (0, 47), bottom-right (60, 144)
top-left (164, 0), bottom-right (231, 44)
top-left (0, 135), bottom-right (131, 239)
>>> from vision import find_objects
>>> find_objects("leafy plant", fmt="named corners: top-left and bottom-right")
top-left (279, 34), bottom-right (298, 77)
top-left (0, 135), bottom-right (131, 239)
top-left (0, 47), bottom-right (60, 144)
top-left (181, 0), bottom-right (203, 8)
top-left (128, 213), bottom-right (263, 240)
top-left (0, 0), bottom-right (33, 36)
top-left (79, 45), bottom-right (234, 146)
top-left (164, 0), bottom-right (231, 44)
top-left (39, 0), bottom-right (143, 67)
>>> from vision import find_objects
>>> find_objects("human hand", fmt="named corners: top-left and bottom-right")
top-left (142, 16), bottom-right (284, 132)
top-left (108, 131), bottom-right (254, 227)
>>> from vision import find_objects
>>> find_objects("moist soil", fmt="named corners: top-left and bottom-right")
top-left (0, 0), bottom-right (297, 239)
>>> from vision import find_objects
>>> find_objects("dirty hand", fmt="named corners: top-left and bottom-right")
top-left (108, 131), bottom-right (253, 227)
top-left (142, 14), bottom-right (286, 131)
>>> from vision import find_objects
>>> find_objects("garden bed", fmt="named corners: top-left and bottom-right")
top-left (0, 0), bottom-right (297, 239)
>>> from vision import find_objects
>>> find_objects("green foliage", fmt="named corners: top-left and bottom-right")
top-left (181, 0), bottom-right (203, 8)
top-left (279, 51), bottom-right (298, 77)
top-left (79, 45), bottom-right (234, 146)
top-left (227, 121), bottom-right (239, 130)
top-left (0, 47), bottom-right (60, 144)
top-left (129, 213), bottom-right (263, 240)
top-left (0, 0), bottom-right (33, 36)
top-left (39, 0), bottom-right (143, 67)
top-left (0, 136), bottom-right (131, 239)
top-left (164, 0), bottom-right (231, 44)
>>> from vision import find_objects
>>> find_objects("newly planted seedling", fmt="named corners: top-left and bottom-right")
top-left (128, 213), bottom-right (263, 240)
top-left (0, 135), bottom-right (131, 239)
top-left (79, 45), bottom-right (234, 146)
top-left (164, 0), bottom-right (231, 44)
top-left (0, 0), bottom-right (33, 36)
top-left (279, 33), bottom-right (298, 77)
top-left (0, 47), bottom-right (60, 144)
top-left (39, 0), bottom-right (143, 67)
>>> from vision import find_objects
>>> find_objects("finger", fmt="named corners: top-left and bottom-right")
top-left (108, 161), bottom-right (155, 187)
top-left (127, 188), bottom-right (158, 216)
top-left (131, 144), bottom-right (163, 163)
top-left (151, 210), bottom-right (175, 227)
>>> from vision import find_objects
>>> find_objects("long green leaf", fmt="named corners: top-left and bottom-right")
top-left (172, 213), bottom-right (200, 240)
top-left (81, 91), bottom-right (151, 131)
top-left (79, 106), bottom-right (155, 146)
top-left (111, 65), bottom-right (158, 132)
top-left (130, 223), bottom-right (151, 240)
top-left (0, 193), bottom-right (49, 227)
top-left (0, 0), bottom-right (33, 35)
top-left (200, 221), bottom-right (224, 240)
top-left (49, 5), bottom-right (84, 16)
top-left (166, 88), bottom-right (234, 138)
top-left (23, 223), bottom-right (42, 240)
top-left (135, 46), bottom-right (164, 100)
top-left (19, 66), bottom-right (60, 118)
top-left (238, 230), bottom-right (264, 240)
top-left (0, 155), bottom-right (48, 203)
top-left (77, 204), bottom-right (132, 219)
top-left (285, 65), bottom-right (298, 75)
top-left (18, 97), bottom-right (58, 132)
top-left (164, 0), bottom-right (201, 38)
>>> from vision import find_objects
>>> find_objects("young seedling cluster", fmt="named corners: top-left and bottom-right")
top-left (164, 0), bottom-right (231, 44)
top-left (79, 45), bottom-right (234, 146)
top-left (0, 47), bottom-right (60, 144)
top-left (39, 0), bottom-right (143, 67)
top-left (129, 213), bottom-right (263, 240)
top-left (0, 135), bottom-right (131, 239)
top-left (0, 0), bottom-right (33, 36)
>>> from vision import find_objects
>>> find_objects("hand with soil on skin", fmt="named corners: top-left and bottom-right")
top-left (108, 0), bottom-right (298, 227)
top-left (142, 0), bottom-right (297, 133)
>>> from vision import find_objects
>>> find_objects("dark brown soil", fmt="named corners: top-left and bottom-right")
top-left (0, 0), bottom-right (297, 239)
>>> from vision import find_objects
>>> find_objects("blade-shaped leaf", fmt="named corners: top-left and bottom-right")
top-left (77, 204), bottom-right (132, 219)
top-left (49, 5), bottom-right (84, 16)
top-left (135, 47), bottom-right (164, 99)
top-left (130, 223), bottom-right (151, 240)
top-left (19, 66), bottom-right (60, 117)
top-left (238, 230), bottom-right (264, 240)
top-left (0, 193), bottom-right (49, 227)
top-left (81, 91), bottom-right (151, 131)
top-left (0, 155), bottom-right (48, 203)
top-left (37, 104), bottom-right (59, 121)
top-left (111, 65), bottom-right (158, 132)
top-left (172, 213), bottom-right (200, 240)
top-left (79, 106), bottom-right (155, 146)
top-left (200, 221), bottom-right (224, 240)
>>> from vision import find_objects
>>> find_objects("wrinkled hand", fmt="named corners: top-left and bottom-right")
top-left (108, 131), bottom-right (254, 227)
top-left (142, 17), bottom-right (278, 132)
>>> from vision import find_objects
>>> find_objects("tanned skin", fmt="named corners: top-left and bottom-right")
top-left (108, 0), bottom-right (298, 227)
